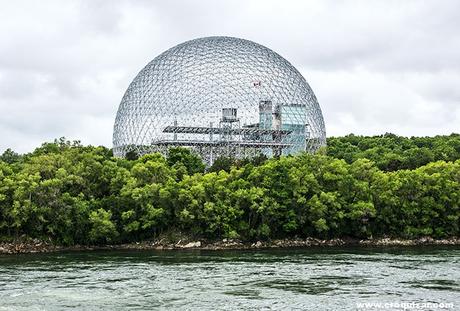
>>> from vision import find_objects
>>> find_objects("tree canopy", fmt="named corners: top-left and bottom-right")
top-left (0, 134), bottom-right (458, 245)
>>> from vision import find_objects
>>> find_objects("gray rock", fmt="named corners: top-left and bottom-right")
top-left (182, 241), bottom-right (201, 248)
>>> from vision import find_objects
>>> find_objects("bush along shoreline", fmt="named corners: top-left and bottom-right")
top-left (0, 134), bottom-right (459, 254)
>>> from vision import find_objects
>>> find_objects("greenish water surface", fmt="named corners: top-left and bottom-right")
top-left (0, 246), bottom-right (459, 310)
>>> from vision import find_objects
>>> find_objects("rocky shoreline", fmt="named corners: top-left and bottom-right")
top-left (1, 236), bottom-right (459, 254)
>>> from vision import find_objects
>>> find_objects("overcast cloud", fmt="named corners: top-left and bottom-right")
top-left (0, 0), bottom-right (459, 153)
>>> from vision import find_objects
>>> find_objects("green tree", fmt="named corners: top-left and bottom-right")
top-left (89, 208), bottom-right (118, 244)
top-left (0, 148), bottom-right (21, 164)
top-left (208, 156), bottom-right (235, 173)
top-left (167, 147), bottom-right (205, 175)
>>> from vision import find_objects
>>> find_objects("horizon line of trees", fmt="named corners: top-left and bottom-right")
top-left (0, 133), bottom-right (459, 245)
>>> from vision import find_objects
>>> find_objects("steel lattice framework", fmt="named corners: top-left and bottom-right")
top-left (113, 36), bottom-right (326, 163)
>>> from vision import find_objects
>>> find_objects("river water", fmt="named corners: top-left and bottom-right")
top-left (0, 246), bottom-right (458, 310)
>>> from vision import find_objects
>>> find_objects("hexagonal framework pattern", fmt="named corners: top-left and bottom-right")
top-left (113, 36), bottom-right (326, 162)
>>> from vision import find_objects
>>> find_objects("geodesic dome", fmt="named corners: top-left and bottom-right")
top-left (113, 36), bottom-right (326, 161)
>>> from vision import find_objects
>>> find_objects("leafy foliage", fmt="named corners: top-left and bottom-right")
top-left (167, 147), bottom-right (205, 175)
top-left (327, 133), bottom-right (460, 171)
top-left (0, 135), bottom-right (459, 244)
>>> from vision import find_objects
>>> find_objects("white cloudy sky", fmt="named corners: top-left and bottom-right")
top-left (1, 0), bottom-right (459, 153)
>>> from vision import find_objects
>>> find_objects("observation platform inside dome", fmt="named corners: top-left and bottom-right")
top-left (152, 101), bottom-right (310, 161)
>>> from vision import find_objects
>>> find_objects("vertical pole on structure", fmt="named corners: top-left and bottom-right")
top-left (210, 145), bottom-right (213, 165)
top-left (173, 119), bottom-right (177, 141)
top-left (209, 122), bottom-right (213, 141)
top-left (209, 122), bottom-right (214, 165)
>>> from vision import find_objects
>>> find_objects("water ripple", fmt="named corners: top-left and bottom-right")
top-left (0, 246), bottom-right (459, 310)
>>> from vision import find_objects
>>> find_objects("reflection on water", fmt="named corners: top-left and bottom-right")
top-left (0, 247), bottom-right (459, 310)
